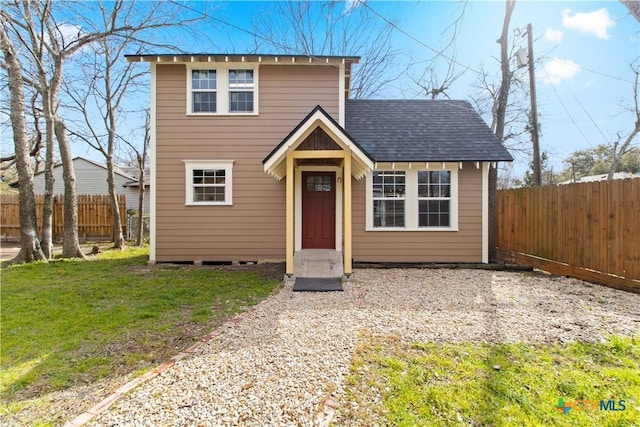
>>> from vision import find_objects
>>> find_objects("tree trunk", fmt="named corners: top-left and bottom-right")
top-left (53, 117), bottom-right (86, 259)
top-left (608, 127), bottom-right (640, 179)
top-left (488, 166), bottom-right (498, 262)
top-left (41, 101), bottom-right (55, 257)
top-left (489, 0), bottom-right (516, 262)
top-left (608, 66), bottom-right (639, 180)
top-left (1, 24), bottom-right (46, 263)
top-left (106, 158), bottom-right (125, 249)
top-left (136, 163), bottom-right (145, 246)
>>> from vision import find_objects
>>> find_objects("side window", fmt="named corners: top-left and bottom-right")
top-left (184, 161), bottom-right (234, 205)
top-left (418, 171), bottom-right (451, 227)
top-left (367, 167), bottom-right (458, 231)
top-left (372, 171), bottom-right (405, 227)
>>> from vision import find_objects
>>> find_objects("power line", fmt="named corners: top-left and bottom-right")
top-left (169, 1), bottom-right (346, 69)
top-left (567, 85), bottom-right (610, 144)
top-left (553, 58), bottom-right (634, 84)
top-left (357, 0), bottom-right (482, 77)
top-left (539, 65), bottom-right (594, 147)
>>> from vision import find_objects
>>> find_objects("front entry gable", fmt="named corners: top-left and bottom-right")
top-left (296, 127), bottom-right (342, 151)
top-left (262, 105), bottom-right (374, 180)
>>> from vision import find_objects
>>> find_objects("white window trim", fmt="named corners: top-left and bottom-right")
top-left (183, 160), bottom-right (234, 206)
top-left (186, 63), bottom-right (259, 116)
top-left (365, 164), bottom-right (459, 231)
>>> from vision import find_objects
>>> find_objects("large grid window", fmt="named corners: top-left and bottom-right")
top-left (192, 169), bottom-right (226, 202)
top-left (229, 69), bottom-right (254, 112)
top-left (372, 171), bottom-right (405, 227)
top-left (191, 70), bottom-right (216, 113)
top-left (418, 171), bottom-right (451, 227)
top-left (184, 161), bottom-right (234, 205)
top-left (367, 167), bottom-right (459, 231)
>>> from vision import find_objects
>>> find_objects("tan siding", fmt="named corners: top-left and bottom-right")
top-left (155, 63), bottom-right (338, 261)
top-left (352, 166), bottom-right (484, 263)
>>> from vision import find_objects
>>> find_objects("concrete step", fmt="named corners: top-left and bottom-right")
top-left (293, 249), bottom-right (343, 278)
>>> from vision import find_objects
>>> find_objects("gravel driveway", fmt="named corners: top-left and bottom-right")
top-left (90, 268), bottom-right (640, 426)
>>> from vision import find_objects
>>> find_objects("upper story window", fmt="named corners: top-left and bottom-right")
top-left (229, 69), bottom-right (254, 112)
top-left (187, 65), bottom-right (258, 115)
top-left (191, 70), bottom-right (217, 113)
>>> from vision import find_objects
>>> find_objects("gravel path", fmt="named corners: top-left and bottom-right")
top-left (90, 269), bottom-right (640, 426)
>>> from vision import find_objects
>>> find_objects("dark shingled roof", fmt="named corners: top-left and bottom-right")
top-left (345, 100), bottom-right (513, 162)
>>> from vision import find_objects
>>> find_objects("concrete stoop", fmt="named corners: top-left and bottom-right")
top-left (293, 249), bottom-right (343, 278)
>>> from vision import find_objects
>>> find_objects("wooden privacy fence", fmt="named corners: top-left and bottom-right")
top-left (497, 178), bottom-right (640, 292)
top-left (0, 194), bottom-right (126, 242)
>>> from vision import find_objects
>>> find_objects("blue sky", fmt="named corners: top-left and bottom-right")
top-left (69, 0), bottom-right (639, 178)
top-left (220, 1), bottom-right (638, 175)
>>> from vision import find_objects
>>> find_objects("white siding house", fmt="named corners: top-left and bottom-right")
top-left (30, 157), bottom-right (150, 213)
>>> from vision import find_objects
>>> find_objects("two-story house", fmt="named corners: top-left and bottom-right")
top-left (126, 53), bottom-right (512, 279)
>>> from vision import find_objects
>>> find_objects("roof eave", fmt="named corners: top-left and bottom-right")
top-left (125, 53), bottom-right (360, 66)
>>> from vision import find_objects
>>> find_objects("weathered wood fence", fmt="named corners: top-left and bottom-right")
top-left (497, 178), bottom-right (639, 293)
top-left (0, 194), bottom-right (126, 242)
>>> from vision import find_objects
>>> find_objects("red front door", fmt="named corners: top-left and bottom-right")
top-left (302, 172), bottom-right (336, 249)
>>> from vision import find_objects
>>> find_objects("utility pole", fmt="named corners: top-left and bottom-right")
top-left (527, 23), bottom-right (542, 186)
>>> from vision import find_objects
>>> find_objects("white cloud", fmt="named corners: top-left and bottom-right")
top-left (544, 27), bottom-right (564, 43)
top-left (561, 8), bottom-right (615, 40)
top-left (57, 24), bottom-right (83, 48)
top-left (540, 58), bottom-right (581, 85)
top-left (42, 23), bottom-right (84, 51)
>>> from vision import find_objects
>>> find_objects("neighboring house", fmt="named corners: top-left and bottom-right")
top-left (26, 157), bottom-right (150, 213)
top-left (558, 172), bottom-right (640, 185)
top-left (126, 53), bottom-right (512, 277)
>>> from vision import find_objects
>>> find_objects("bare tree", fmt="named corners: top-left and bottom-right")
top-left (409, 53), bottom-right (466, 100)
top-left (65, 5), bottom-right (146, 250)
top-left (488, 0), bottom-right (517, 261)
top-left (608, 64), bottom-right (640, 179)
top-left (121, 110), bottom-right (151, 247)
top-left (1, 38), bottom-right (52, 256)
top-left (407, 2), bottom-right (469, 100)
top-left (252, 0), bottom-right (402, 99)
top-left (65, 1), bottom-right (205, 249)
top-left (3, 0), bottom-right (202, 258)
top-left (0, 17), bottom-right (46, 263)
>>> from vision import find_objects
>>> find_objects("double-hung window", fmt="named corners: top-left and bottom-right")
top-left (418, 171), bottom-right (451, 227)
top-left (229, 69), bottom-right (254, 113)
top-left (372, 171), bottom-right (405, 227)
top-left (184, 161), bottom-right (234, 205)
top-left (188, 65), bottom-right (258, 115)
top-left (191, 70), bottom-right (216, 113)
top-left (367, 166), bottom-right (458, 231)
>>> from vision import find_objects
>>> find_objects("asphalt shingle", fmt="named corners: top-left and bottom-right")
top-left (345, 99), bottom-right (513, 162)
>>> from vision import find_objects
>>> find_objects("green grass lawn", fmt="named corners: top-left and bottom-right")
top-left (344, 335), bottom-right (639, 426)
top-left (0, 247), bottom-right (280, 409)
